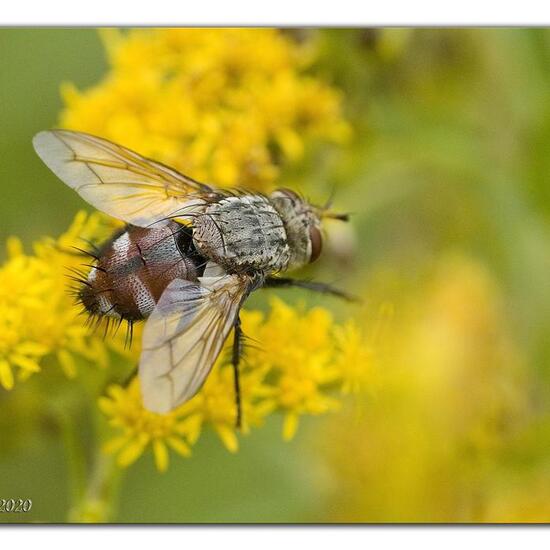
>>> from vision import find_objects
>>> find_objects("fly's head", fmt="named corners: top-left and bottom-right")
top-left (270, 188), bottom-right (348, 271)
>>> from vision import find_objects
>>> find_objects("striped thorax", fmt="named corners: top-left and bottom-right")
top-left (192, 195), bottom-right (291, 273)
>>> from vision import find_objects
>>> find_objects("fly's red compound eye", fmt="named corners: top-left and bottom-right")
top-left (309, 226), bottom-right (323, 263)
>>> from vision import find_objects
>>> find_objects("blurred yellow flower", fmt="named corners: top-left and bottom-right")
top-left (317, 255), bottom-right (528, 522)
top-left (60, 28), bottom-right (350, 191)
top-left (334, 321), bottom-right (375, 395)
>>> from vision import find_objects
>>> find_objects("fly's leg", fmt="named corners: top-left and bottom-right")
top-left (264, 277), bottom-right (358, 302)
top-left (232, 314), bottom-right (243, 429)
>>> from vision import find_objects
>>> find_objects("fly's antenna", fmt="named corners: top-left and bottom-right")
top-left (318, 185), bottom-right (350, 222)
top-left (323, 184), bottom-right (337, 211)
top-left (324, 211), bottom-right (350, 222)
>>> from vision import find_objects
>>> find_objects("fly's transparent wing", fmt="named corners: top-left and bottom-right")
top-left (33, 129), bottom-right (214, 227)
top-left (139, 274), bottom-right (252, 413)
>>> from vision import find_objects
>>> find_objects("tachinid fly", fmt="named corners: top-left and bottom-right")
top-left (33, 130), bottom-right (350, 425)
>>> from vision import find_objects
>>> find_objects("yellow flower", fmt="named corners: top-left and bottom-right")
top-left (34, 212), bottom-right (124, 373)
top-left (2, 207), bottom-right (368, 470)
top-left (97, 312), bottom-right (274, 470)
top-left (0, 242), bottom-right (50, 388)
top-left (334, 321), bottom-right (375, 395)
top-left (174, 360), bottom-right (274, 454)
top-left (2, 29), bottom-right (360, 470)
top-left (317, 255), bottom-right (528, 522)
top-left (0, 211), bottom-right (123, 390)
top-left (99, 379), bottom-right (193, 473)
top-left (99, 359), bottom-right (273, 472)
top-left (60, 28), bottom-right (350, 191)
top-left (0, 320), bottom-right (47, 390)
top-left (243, 298), bottom-right (341, 440)
top-left (99, 297), bottom-right (372, 470)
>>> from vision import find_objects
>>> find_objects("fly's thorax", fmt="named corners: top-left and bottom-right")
top-left (269, 189), bottom-right (323, 270)
top-left (192, 195), bottom-right (291, 273)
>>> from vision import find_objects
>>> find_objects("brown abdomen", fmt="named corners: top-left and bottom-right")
top-left (80, 222), bottom-right (204, 321)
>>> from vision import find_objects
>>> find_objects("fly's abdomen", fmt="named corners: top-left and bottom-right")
top-left (80, 222), bottom-right (204, 321)
top-left (192, 195), bottom-right (290, 272)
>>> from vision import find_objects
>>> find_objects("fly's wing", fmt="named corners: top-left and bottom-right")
top-left (33, 129), bottom-right (214, 227)
top-left (139, 274), bottom-right (253, 413)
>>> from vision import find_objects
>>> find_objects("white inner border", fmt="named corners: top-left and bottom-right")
top-left (2, 525), bottom-right (547, 548)
top-left (2, 0), bottom-right (550, 25)
top-left (1, 4), bottom-right (548, 544)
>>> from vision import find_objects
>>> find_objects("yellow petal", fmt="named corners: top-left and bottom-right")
top-left (166, 436), bottom-right (192, 458)
top-left (10, 354), bottom-right (41, 373)
top-left (152, 439), bottom-right (169, 472)
top-left (15, 342), bottom-right (49, 356)
top-left (276, 128), bottom-right (303, 161)
top-left (215, 425), bottom-right (239, 453)
top-left (253, 399), bottom-right (277, 418)
top-left (117, 438), bottom-right (147, 468)
top-left (107, 385), bottom-right (126, 400)
top-left (175, 413), bottom-right (203, 444)
top-left (0, 360), bottom-right (14, 390)
top-left (57, 349), bottom-right (77, 379)
top-left (17, 369), bottom-right (33, 382)
top-left (102, 435), bottom-right (131, 455)
top-left (97, 397), bottom-right (115, 415)
top-left (282, 413), bottom-right (299, 441)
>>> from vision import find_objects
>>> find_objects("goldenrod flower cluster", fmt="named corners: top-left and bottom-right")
top-left (0, 29), bottom-right (363, 477)
top-left (0, 209), bottom-right (370, 472)
top-left (60, 28), bottom-right (350, 190)
top-left (318, 255), bottom-right (527, 522)
top-left (0, 212), bottom-right (120, 390)
top-left (99, 298), bottom-right (372, 472)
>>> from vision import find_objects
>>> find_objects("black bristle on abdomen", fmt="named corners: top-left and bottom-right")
top-left (64, 230), bottom-right (139, 346)
top-left (66, 223), bottom-right (208, 349)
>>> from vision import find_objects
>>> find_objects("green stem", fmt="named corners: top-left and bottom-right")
top-left (59, 409), bottom-right (87, 512)
top-left (69, 451), bottom-right (122, 523)
top-left (59, 394), bottom-right (124, 523)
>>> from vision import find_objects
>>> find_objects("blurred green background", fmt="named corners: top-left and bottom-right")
top-left (1, 28), bottom-right (550, 523)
